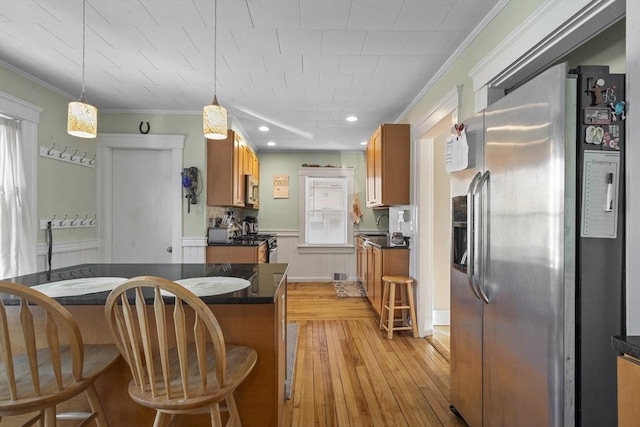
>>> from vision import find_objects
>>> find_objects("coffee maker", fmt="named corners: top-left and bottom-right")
top-left (242, 216), bottom-right (258, 235)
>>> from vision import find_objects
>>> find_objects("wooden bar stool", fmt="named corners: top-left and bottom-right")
top-left (379, 275), bottom-right (418, 339)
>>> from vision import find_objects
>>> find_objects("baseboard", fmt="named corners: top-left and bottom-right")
top-left (433, 310), bottom-right (450, 326)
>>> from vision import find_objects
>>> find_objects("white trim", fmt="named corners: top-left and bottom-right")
top-left (0, 92), bottom-right (43, 123)
top-left (395, 0), bottom-right (509, 122)
top-left (96, 133), bottom-right (185, 263)
top-left (36, 239), bottom-right (99, 255)
top-left (469, 0), bottom-right (624, 93)
top-left (411, 86), bottom-right (461, 139)
top-left (182, 237), bottom-right (207, 247)
top-left (433, 310), bottom-right (451, 326)
top-left (626, 0), bottom-right (640, 334)
top-left (410, 87), bottom-right (461, 338)
top-left (0, 60), bottom-right (75, 101)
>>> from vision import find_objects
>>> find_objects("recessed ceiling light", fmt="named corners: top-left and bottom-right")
top-left (267, 141), bottom-right (276, 146)
top-left (346, 116), bottom-right (358, 122)
top-left (360, 141), bottom-right (368, 145)
top-left (259, 125), bottom-right (269, 132)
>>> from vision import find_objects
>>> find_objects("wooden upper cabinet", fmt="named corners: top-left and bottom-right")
top-left (207, 130), bottom-right (243, 207)
top-left (207, 130), bottom-right (260, 208)
top-left (365, 123), bottom-right (410, 208)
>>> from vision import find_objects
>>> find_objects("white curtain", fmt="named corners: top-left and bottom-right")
top-left (0, 117), bottom-right (36, 278)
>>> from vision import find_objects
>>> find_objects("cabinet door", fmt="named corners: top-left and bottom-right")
top-left (233, 137), bottom-right (245, 206)
top-left (206, 246), bottom-right (257, 263)
top-left (207, 131), bottom-right (236, 206)
top-left (371, 246), bottom-right (383, 314)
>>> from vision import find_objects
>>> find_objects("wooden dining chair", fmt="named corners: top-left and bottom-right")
top-left (104, 276), bottom-right (258, 427)
top-left (0, 281), bottom-right (121, 426)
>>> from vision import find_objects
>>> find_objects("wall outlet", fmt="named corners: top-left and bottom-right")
top-left (333, 272), bottom-right (348, 281)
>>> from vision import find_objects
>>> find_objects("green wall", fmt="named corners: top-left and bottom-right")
top-left (256, 151), bottom-right (382, 232)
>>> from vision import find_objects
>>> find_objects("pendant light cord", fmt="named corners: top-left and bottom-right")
top-left (213, 0), bottom-right (218, 102)
top-left (80, 0), bottom-right (87, 102)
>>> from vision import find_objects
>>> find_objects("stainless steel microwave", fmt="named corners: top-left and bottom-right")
top-left (245, 174), bottom-right (259, 205)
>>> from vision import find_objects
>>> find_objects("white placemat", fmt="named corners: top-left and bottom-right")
top-left (32, 277), bottom-right (128, 298)
top-left (161, 277), bottom-right (251, 298)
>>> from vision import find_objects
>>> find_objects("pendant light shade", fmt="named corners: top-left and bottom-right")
top-left (203, 95), bottom-right (227, 140)
top-left (68, 101), bottom-right (97, 138)
top-left (68, 0), bottom-right (97, 139)
top-left (203, 0), bottom-right (227, 139)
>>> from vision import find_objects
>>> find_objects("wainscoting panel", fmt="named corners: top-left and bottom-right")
top-left (182, 237), bottom-right (207, 263)
top-left (270, 232), bottom-right (357, 282)
top-left (36, 240), bottom-right (99, 271)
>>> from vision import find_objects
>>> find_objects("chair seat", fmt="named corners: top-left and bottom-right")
top-left (0, 344), bottom-right (120, 416)
top-left (128, 343), bottom-right (258, 413)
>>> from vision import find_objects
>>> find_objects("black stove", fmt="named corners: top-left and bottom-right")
top-left (233, 234), bottom-right (277, 249)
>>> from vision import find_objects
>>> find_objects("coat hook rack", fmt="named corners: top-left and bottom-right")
top-left (40, 144), bottom-right (95, 168)
top-left (39, 214), bottom-right (97, 229)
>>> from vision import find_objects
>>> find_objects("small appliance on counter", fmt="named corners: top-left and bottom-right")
top-left (389, 232), bottom-right (408, 247)
top-left (242, 216), bottom-right (258, 235)
top-left (207, 227), bottom-right (235, 244)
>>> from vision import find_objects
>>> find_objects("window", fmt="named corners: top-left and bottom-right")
top-left (298, 167), bottom-right (354, 253)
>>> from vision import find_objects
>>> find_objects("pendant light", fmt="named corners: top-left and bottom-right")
top-left (67, 0), bottom-right (97, 139)
top-left (203, 0), bottom-right (228, 140)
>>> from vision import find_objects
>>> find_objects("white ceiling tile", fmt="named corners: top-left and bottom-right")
top-left (300, 1), bottom-right (351, 30)
top-left (194, 0), bottom-right (254, 29)
top-left (284, 73), bottom-right (320, 89)
top-left (272, 87), bottom-right (305, 101)
top-left (321, 30), bottom-right (367, 55)
top-left (277, 30), bottom-right (322, 54)
top-left (333, 88), bottom-right (368, 102)
top-left (351, 74), bottom-right (390, 89)
top-left (347, 1), bottom-right (403, 30)
top-left (305, 88), bottom-right (336, 102)
top-left (361, 30), bottom-right (410, 55)
top-left (96, 49), bottom-right (156, 71)
top-left (222, 53), bottom-right (266, 73)
top-left (375, 56), bottom-right (419, 74)
top-left (136, 26), bottom-right (196, 51)
top-left (440, 1), bottom-right (499, 31)
top-left (89, 1), bottom-right (156, 26)
top-left (395, 1), bottom-right (456, 31)
top-left (302, 55), bottom-right (341, 74)
top-left (240, 86), bottom-right (274, 101)
top-left (140, 71), bottom-right (183, 86)
top-left (104, 69), bottom-right (153, 85)
top-left (217, 70), bottom-right (254, 88)
top-left (263, 54), bottom-right (303, 74)
top-left (140, 0), bottom-right (205, 27)
top-left (402, 31), bottom-right (462, 55)
top-left (141, 50), bottom-right (196, 72)
top-left (319, 74), bottom-right (354, 89)
top-left (1, 23), bottom-right (69, 49)
top-left (339, 56), bottom-right (380, 74)
top-left (231, 28), bottom-right (280, 54)
top-left (0, 0), bottom-right (63, 24)
top-left (250, 71), bottom-right (287, 89)
top-left (246, 1), bottom-right (300, 29)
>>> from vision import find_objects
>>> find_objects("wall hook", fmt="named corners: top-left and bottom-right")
top-left (80, 152), bottom-right (88, 163)
top-left (139, 121), bottom-right (150, 134)
top-left (59, 214), bottom-right (68, 226)
top-left (70, 215), bottom-right (79, 226)
top-left (69, 149), bottom-right (78, 161)
top-left (81, 214), bottom-right (89, 225)
top-left (47, 143), bottom-right (56, 156)
top-left (89, 155), bottom-right (96, 166)
top-left (90, 214), bottom-right (96, 225)
top-left (58, 146), bottom-right (67, 159)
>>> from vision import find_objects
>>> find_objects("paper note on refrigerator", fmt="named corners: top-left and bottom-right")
top-left (580, 151), bottom-right (620, 238)
top-left (445, 131), bottom-right (469, 172)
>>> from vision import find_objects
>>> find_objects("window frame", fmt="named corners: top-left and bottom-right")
top-left (297, 167), bottom-right (355, 254)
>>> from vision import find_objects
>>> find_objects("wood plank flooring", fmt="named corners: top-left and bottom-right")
top-left (284, 282), bottom-right (464, 427)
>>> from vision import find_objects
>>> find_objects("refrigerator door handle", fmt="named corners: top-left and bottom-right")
top-left (467, 172), bottom-right (483, 300)
top-left (474, 170), bottom-right (491, 304)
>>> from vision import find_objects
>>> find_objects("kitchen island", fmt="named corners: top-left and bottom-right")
top-left (2, 263), bottom-right (289, 427)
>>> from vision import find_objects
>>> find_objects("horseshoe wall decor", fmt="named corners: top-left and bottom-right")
top-left (139, 121), bottom-right (150, 134)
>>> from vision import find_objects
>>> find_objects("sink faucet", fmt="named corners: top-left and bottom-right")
top-left (375, 213), bottom-right (389, 225)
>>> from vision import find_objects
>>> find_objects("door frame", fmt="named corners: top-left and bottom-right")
top-left (96, 133), bottom-right (185, 263)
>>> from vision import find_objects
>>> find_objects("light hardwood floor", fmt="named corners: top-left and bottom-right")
top-left (284, 282), bottom-right (464, 427)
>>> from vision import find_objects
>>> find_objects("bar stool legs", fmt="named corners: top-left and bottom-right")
top-left (379, 275), bottom-right (418, 339)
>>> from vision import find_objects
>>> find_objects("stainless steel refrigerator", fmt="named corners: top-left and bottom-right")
top-left (449, 63), bottom-right (625, 427)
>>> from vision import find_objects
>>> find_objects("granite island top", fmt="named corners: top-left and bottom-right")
top-left (612, 336), bottom-right (640, 360)
top-left (2, 263), bottom-right (289, 306)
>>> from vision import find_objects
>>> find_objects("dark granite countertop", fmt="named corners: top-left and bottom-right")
top-left (357, 234), bottom-right (410, 249)
top-left (2, 263), bottom-right (289, 306)
top-left (611, 336), bottom-right (640, 359)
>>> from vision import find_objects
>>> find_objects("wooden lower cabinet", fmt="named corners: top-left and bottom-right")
top-left (365, 246), bottom-right (409, 315)
top-left (618, 355), bottom-right (640, 427)
top-left (207, 243), bottom-right (267, 263)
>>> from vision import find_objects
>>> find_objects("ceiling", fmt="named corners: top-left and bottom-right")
top-left (0, 0), bottom-right (501, 152)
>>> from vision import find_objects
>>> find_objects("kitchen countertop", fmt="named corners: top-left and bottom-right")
top-left (2, 263), bottom-right (289, 306)
top-left (207, 240), bottom-right (267, 247)
top-left (358, 234), bottom-right (410, 249)
top-left (612, 336), bottom-right (640, 359)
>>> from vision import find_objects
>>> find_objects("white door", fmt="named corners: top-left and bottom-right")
top-left (97, 134), bottom-right (184, 264)
top-left (111, 149), bottom-right (172, 263)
